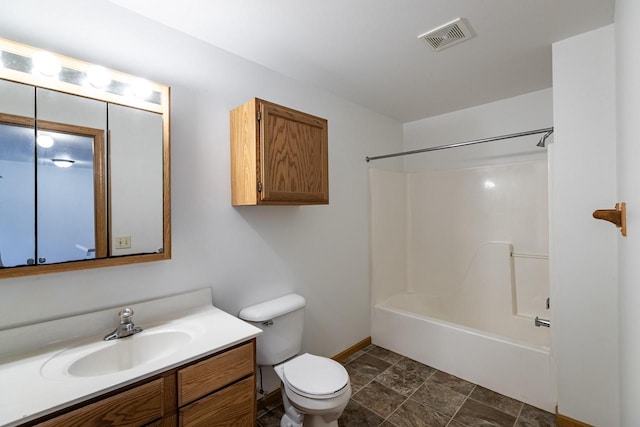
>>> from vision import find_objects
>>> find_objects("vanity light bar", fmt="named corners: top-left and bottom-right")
top-left (0, 37), bottom-right (167, 113)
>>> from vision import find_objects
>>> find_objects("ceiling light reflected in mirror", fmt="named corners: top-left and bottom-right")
top-left (51, 158), bottom-right (75, 168)
top-left (37, 133), bottom-right (55, 148)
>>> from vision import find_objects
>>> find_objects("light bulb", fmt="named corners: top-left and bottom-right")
top-left (132, 78), bottom-right (152, 99)
top-left (86, 65), bottom-right (111, 89)
top-left (32, 51), bottom-right (62, 77)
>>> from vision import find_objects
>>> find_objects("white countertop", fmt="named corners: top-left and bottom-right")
top-left (0, 289), bottom-right (262, 427)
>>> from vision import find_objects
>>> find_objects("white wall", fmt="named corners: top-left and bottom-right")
top-left (551, 25), bottom-right (618, 425)
top-left (0, 0), bottom-right (403, 365)
top-left (615, 1), bottom-right (640, 425)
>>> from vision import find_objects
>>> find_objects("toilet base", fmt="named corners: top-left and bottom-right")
top-left (280, 413), bottom-right (303, 427)
top-left (280, 413), bottom-right (339, 427)
top-left (281, 387), bottom-right (303, 427)
top-left (279, 384), bottom-right (343, 427)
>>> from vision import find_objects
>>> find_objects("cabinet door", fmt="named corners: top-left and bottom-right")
top-left (260, 101), bottom-right (328, 204)
top-left (35, 379), bottom-right (164, 427)
top-left (35, 88), bottom-right (107, 264)
top-left (179, 376), bottom-right (254, 427)
top-left (108, 104), bottom-right (164, 257)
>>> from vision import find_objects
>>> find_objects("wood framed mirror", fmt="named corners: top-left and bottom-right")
top-left (0, 37), bottom-right (170, 278)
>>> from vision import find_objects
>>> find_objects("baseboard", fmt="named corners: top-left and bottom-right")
top-left (556, 407), bottom-right (593, 427)
top-left (332, 337), bottom-right (372, 363)
top-left (257, 336), bottom-right (372, 410)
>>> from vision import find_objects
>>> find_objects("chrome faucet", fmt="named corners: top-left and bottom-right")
top-left (103, 307), bottom-right (143, 340)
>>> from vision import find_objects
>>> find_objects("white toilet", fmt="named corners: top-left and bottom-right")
top-left (239, 294), bottom-right (351, 427)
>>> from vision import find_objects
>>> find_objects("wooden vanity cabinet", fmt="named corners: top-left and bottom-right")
top-left (34, 378), bottom-right (167, 427)
top-left (230, 98), bottom-right (329, 205)
top-left (29, 340), bottom-right (256, 427)
top-left (178, 377), bottom-right (254, 427)
top-left (177, 341), bottom-right (255, 426)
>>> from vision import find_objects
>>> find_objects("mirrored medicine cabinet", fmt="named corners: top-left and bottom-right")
top-left (0, 37), bottom-right (171, 279)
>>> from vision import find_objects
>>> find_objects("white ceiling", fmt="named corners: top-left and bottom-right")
top-left (109, 0), bottom-right (615, 123)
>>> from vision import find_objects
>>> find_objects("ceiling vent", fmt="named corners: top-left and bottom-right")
top-left (418, 18), bottom-right (474, 51)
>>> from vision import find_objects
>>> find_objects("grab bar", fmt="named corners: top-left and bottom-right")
top-left (535, 317), bottom-right (550, 328)
top-left (511, 252), bottom-right (548, 260)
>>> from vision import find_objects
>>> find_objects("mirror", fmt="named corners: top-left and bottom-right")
top-left (0, 37), bottom-right (170, 278)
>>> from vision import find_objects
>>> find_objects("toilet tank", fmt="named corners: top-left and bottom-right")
top-left (238, 294), bottom-right (305, 366)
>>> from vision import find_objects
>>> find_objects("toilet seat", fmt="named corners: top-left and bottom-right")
top-left (282, 353), bottom-right (349, 399)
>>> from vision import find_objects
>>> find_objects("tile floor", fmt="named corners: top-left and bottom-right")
top-left (257, 344), bottom-right (557, 427)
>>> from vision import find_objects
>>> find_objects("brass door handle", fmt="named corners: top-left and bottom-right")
top-left (593, 202), bottom-right (626, 236)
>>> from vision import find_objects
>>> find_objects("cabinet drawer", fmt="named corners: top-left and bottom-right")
top-left (177, 341), bottom-right (254, 406)
top-left (179, 376), bottom-right (254, 427)
top-left (36, 378), bottom-right (164, 427)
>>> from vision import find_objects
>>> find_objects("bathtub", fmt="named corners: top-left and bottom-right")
top-left (372, 292), bottom-right (555, 412)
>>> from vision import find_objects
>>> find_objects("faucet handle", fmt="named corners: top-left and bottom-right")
top-left (119, 307), bottom-right (134, 323)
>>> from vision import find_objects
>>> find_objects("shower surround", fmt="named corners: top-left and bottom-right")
top-left (369, 160), bottom-right (554, 411)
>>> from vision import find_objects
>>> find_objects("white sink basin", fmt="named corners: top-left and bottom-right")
top-left (70, 330), bottom-right (191, 377)
top-left (41, 328), bottom-right (196, 379)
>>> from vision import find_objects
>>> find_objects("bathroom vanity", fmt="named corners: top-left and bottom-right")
top-left (32, 341), bottom-right (255, 427)
top-left (0, 289), bottom-right (261, 427)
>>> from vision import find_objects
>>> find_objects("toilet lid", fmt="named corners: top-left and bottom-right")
top-left (283, 353), bottom-right (349, 398)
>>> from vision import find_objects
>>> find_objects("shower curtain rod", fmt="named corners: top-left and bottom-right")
top-left (365, 126), bottom-right (554, 162)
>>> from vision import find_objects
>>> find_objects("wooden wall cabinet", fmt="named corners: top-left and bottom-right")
top-left (29, 340), bottom-right (256, 427)
top-left (230, 98), bottom-right (329, 205)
